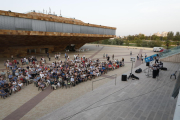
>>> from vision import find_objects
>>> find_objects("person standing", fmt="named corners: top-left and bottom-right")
top-left (155, 54), bottom-right (159, 63)
top-left (65, 53), bottom-right (67, 59)
top-left (137, 54), bottom-right (139, 60)
top-left (49, 55), bottom-right (51, 61)
top-left (141, 55), bottom-right (144, 63)
top-left (103, 53), bottom-right (105, 59)
top-left (122, 58), bottom-right (124, 64)
top-left (47, 52), bottom-right (49, 58)
top-left (152, 63), bottom-right (157, 78)
top-left (112, 54), bottom-right (114, 60)
top-left (107, 56), bottom-right (110, 61)
top-left (11, 55), bottom-right (13, 60)
top-left (145, 53), bottom-right (147, 58)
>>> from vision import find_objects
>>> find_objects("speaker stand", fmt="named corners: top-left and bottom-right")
top-left (143, 67), bottom-right (148, 73)
top-left (146, 68), bottom-right (152, 77)
top-left (128, 73), bottom-right (135, 80)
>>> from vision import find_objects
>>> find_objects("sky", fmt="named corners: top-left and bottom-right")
top-left (1, 0), bottom-right (180, 36)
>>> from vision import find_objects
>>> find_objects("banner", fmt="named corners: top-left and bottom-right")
top-left (145, 54), bottom-right (157, 63)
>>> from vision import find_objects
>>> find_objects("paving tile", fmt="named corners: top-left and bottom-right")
top-left (146, 111), bottom-right (156, 120)
top-left (134, 110), bottom-right (143, 119)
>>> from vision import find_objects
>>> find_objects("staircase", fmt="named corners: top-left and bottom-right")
top-left (160, 46), bottom-right (180, 62)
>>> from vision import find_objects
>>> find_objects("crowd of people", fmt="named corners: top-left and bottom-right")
top-left (0, 53), bottom-right (125, 99)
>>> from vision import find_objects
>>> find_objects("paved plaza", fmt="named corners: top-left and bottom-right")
top-left (0, 44), bottom-right (178, 120)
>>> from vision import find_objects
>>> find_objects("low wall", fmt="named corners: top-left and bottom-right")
top-left (160, 53), bottom-right (180, 63)
top-left (88, 44), bottom-right (153, 50)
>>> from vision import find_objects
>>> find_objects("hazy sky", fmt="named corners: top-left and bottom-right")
top-left (1, 0), bottom-right (180, 36)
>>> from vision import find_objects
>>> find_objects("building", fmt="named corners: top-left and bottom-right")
top-left (0, 10), bottom-right (116, 57)
top-left (153, 31), bottom-right (168, 37)
top-left (161, 31), bottom-right (168, 37)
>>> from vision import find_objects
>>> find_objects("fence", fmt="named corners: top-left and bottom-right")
top-left (92, 74), bottom-right (117, 91)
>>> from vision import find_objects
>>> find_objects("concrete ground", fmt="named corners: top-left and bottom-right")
top-left (0, 44), bottom-right (157, 120)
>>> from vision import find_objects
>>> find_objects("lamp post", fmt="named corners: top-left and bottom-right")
top-left (128, 57), bottom-right (135, 79)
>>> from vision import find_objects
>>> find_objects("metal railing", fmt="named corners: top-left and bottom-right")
top-left (159, 46), bottom-right (180, 59)
top-left (92, 74), bottom-right (117, 91)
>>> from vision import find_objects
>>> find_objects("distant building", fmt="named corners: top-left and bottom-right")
top-left (153, 32), bottom-right (168, 37)
top-left (161, 32), bottom-right (168, 37)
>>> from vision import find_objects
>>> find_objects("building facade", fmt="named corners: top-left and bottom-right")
top-left (0, 10), bottom-right (116, 57)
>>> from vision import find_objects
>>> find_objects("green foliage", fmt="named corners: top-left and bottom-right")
top-left (163, 37), bottom-right (167, 40)
top-left (119, 40), bottom-right (124, 45)
top-left (165, 39), bottom-right (171, 49)
top-left (151, 35), bottom-right (159, 40)
top-left (101, 39), bottom-right (110, 44)
top-left (141, 41), bottom-right (148, 47)
top-left (125, 40), bottom-right (129, 46)
top-left (167, 31), bottom-right (174, 40)
top-left (176, 41), bottom-right (180, 46)
top-left (155, 39), bottom-right (163, 46)
top-left (148, 41), bottom-right (156, 47)
top-left (135, 39), bottom-right (142, 47)
top-left (134, 37), bottom-right (138, 40)
top-left (139, 34), bottom-right (145, 40)
top-left (147, 40), bottom-right (162, 47)
top-left (174, 32), bottom-right (180, 41)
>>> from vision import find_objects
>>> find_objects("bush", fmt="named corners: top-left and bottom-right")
top-left (136, 39), bottom-right (142, 47)
top-left (125, 40), bottom-right (129, 46)
top-left (148, 40), bottom-right (162, 47)
top-left (141, 41), bottom-right (148, 47)
top-left (155, 39), bottom-right (163, 47)
top-left (119, 40), bottom-right (124, 45)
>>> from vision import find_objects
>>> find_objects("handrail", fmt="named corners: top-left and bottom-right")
top-left (159, 46), bottom-right (180, 59)
top-left (92, 74), bottom-right (117, 91)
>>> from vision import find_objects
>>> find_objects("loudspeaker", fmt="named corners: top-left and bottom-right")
top-left (122, 74), bottom-right (127, 81)
top-left (146, 62), bottom-right (149, 66)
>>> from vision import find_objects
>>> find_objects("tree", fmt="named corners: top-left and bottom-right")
top-left (174, 32), bottom-right (180, 41)
top-left (167, 31), bottom-right (174, 40)
top-left (165, 39), bottom-right (171, 49)
top-left (155, 39), bottom-right (163, 47)
top-left (134, 37), bottom-right (138, 40)
top-left (151, 35), bottom-right (159, 40)
top-left (136, 39), bottom-right (142, 47)
top-left (125, 40), bottom-right (129, 46)
top-left (148, 40), bottom-right (156, 47)
top-left (101, 39), bottom-right (110, 44)
top-left (163, 37), bottom-right (167, 41)
top-left (141, 41), bottom-right (148, 47)
top-left (119, 40), bottom-right (124, 45)
top-left (127, 35), bottom-right (133, 41)
top-left (114, 38), bottom-right (120, 45)
top-left (176, 41), bottom-right (180, 46)
top-left (139, 34), bottom-right (145, 40)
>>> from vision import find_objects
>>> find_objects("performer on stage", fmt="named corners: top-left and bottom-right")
top-left (155, 54), bottom-right (159, 63)
top-left (152, 63), bottom-right (157, 78)
top-left (156, 63), bottom-right (160, 77)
